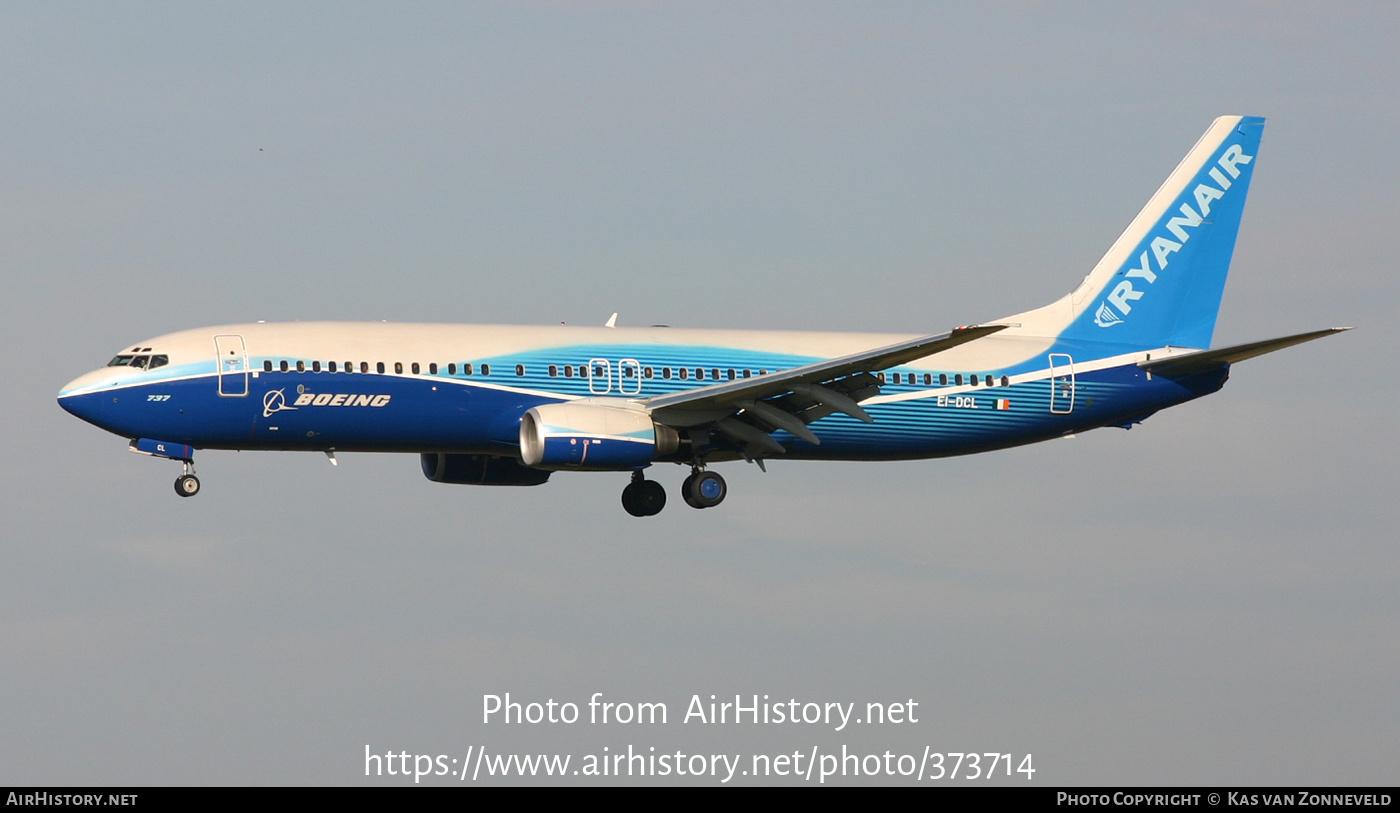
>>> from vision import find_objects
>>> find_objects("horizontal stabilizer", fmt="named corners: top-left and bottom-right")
top-left (1139, 327), bottom-right (1351, 376)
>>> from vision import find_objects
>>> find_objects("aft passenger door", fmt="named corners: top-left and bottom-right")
top-left (1048, 353), bottom-right (1074, 414)
top-left (214, 334), bottom-right (249, 397)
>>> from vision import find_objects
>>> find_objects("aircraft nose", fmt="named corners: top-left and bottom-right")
top-left (62, 364), bottom-right (137, 395)
top-left (58, 369), bottom-right (118, 427)
top-left (57, 388), bottom-right (100, 426)
top-left (60, 374), bottom-right (86, 397)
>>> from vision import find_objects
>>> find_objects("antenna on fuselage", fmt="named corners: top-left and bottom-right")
top-left (604, 313), bottom-right (618, 328)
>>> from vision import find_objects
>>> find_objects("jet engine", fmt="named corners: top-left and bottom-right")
top-left (420, 453), bottom-right (552, 486)
top-left (520, 402), bottom-right (679, 470)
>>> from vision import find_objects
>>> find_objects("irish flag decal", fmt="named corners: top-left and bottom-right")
top-left (995, 399), bottom-right (1012, 411)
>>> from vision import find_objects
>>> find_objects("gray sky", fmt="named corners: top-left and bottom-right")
top-left (3, 2), bottom-right (1397, 785)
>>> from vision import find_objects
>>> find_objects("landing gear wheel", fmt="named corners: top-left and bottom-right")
top-left (682, 470), bottom-right (726, 509)
top-left (621, 476), bottom-right (667, 517)
top-left (636, 479), bottom-right (666, 516)
top-left (621, 482), bottom-right (645, 516)
top-left (681, 473), bottom-right (702, 508)
top-left (174, 474), bottom-right (201, 498)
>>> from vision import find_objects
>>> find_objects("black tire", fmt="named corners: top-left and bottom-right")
top-left (621, 482), bottom-right (647, 517)
top-left (681, 473), bottom-right (703, 508)
top-left (174, 474), bottom-right (201, 498)
top-left (637, 479), bottom-right (666, 516)
top-left (684, 470), bottom-right (726, 509)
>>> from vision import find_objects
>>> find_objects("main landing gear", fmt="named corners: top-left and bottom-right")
top-left (174, 460), bottom-right (200, 498)
top-left (621, 470), bottom-right (666, 517)
top-left (620, 467), bottom-right (728, 517)
top-left (682, 468), bottom-right (726, 509)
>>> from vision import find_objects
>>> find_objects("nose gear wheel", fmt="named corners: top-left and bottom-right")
top-left (174, 474), bottom-right (201, 497)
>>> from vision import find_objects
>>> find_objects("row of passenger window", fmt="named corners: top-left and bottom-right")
top-left (262, 360), bottom-right (497, 375)
top-left (259, 359), bottom-right (1009, 388)
top-left (572, 365), bottom-right (768, 381)
top-left (261, 360), bottom-right (769, 379)
top-left (881, 371), bottom-right (1010, 388)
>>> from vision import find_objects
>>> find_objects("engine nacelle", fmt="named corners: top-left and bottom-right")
top-left (420, 453), bottom-right (551, 486)
top-left (520, 402), bottom-right (679, 470)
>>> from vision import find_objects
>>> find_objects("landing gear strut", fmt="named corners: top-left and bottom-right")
top-left (681, 468), bottom-right (726, 509)
top-left (621, 470), bottom-right (666, 517)
top-left (174, 460), bottom-right (200, 498)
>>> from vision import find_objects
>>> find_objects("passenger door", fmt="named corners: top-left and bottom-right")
top-left (1048, 353), bottom-right (1074, 414)
top-left (214, 334), bottom-right (249, 397)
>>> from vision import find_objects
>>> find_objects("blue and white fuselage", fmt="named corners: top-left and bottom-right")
top-left (56, 322), bottom-right (1230, 458)
top-left (57, 116), bottom-right (1347, 515)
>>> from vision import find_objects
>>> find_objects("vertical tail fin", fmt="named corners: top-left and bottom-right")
top-left (1005, 116), bottom-right (1265, 350)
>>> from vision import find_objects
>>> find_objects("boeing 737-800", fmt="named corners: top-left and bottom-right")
top-left (58, 115), bottom-right (1346, 516)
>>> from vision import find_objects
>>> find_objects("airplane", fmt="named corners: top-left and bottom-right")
top-left (58, 115), bottom-right (1347, 516)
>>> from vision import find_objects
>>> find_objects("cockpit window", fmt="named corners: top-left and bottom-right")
top-left (107, 353), bottom-right (168, 370)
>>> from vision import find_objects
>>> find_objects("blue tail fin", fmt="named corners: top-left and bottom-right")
top-left (1006, 116), bottom-right (1265, 350)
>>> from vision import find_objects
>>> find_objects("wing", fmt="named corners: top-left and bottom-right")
top-left (644, 324), bottom-right (1009, 458)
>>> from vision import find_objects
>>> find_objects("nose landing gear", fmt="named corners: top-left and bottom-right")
top-left (174, 460), bottom-right (200, 498)
top-left (130, 439), bottom-right (202, 498)
top-left (175, 474), bottom-right (201, 497)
